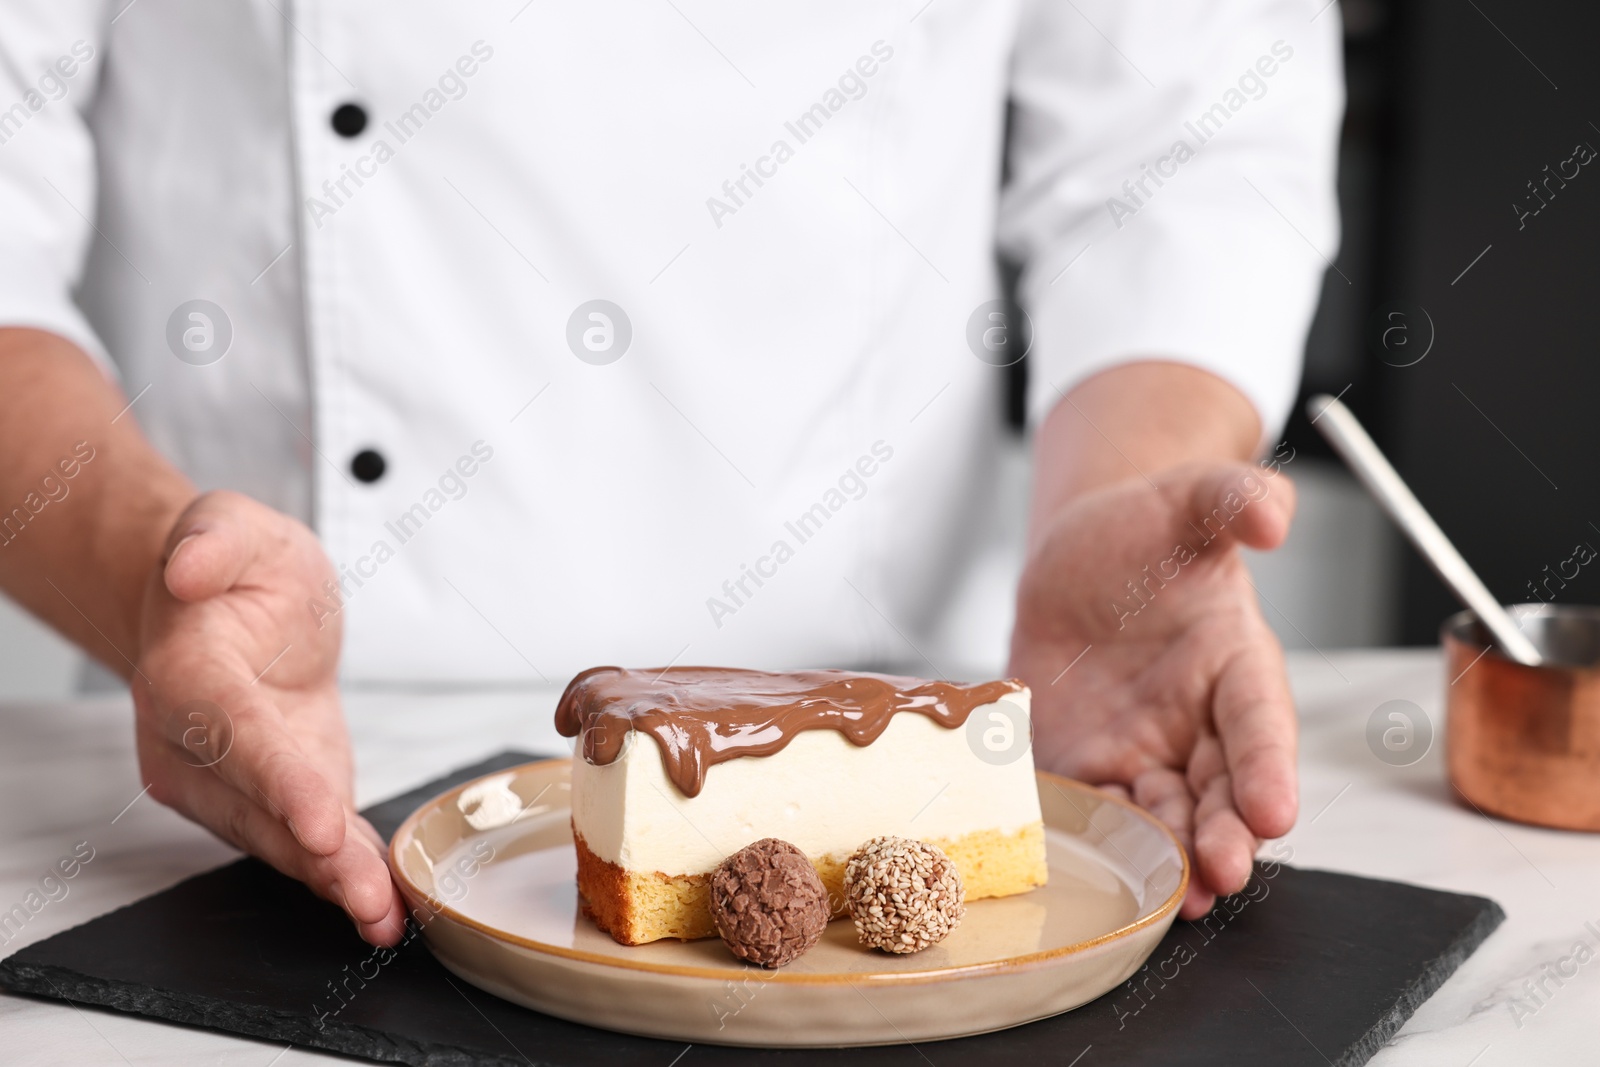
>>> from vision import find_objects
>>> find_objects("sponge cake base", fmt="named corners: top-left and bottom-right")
top-left (575, 823), bottom-right (1047, 946)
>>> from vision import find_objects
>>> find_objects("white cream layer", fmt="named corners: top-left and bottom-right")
top-left (570, 689), bottom-right (1042, 875)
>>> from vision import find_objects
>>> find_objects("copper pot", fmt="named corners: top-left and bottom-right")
top-left (1444, 604), bottom-right (1600, 831)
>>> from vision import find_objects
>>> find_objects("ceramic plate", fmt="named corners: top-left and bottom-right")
top-left (389, 758), bottom-right (1187, 1047)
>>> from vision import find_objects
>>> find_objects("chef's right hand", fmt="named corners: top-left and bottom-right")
top-left (132, 490), bottom-right (406, 945)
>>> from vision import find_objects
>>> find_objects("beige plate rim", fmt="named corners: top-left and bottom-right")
top-left (388, 757), bottom-right (1190, 986)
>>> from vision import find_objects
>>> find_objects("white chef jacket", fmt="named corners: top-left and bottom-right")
top-left (0, 1), bottom-right (1342, 684)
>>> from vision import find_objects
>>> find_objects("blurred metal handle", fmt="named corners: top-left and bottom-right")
top-left (1308, 393), bottom-right (1542, 667)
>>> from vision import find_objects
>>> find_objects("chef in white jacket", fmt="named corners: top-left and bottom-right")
top-left (0, 0), bottom-right (1342, 945)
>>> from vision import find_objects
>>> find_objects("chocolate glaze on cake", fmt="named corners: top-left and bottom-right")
top-left (554, 666), bottom-right (1023, 797)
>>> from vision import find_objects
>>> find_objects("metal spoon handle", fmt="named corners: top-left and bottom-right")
top-left (1308, 394), bottom-right (1542, 667)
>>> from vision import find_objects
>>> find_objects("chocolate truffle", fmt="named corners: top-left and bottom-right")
top-left (709, 838), bottom-right (829, 967)
top-left (843, 836), bottom-right (965, 953)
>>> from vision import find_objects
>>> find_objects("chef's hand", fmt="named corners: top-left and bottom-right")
top-left (133, 491), bottom-right (406, 945)
top-left (1010, 460), bottom-right (1297, 919)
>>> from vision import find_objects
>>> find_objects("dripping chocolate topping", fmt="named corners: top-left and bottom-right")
top-left (554, 666), bottom-right (1025, 797)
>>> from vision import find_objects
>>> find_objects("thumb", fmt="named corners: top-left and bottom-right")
top-left (163, 491), bottom-right (262, 602)
top-left (1172, 463), bottom-right (1296, 553)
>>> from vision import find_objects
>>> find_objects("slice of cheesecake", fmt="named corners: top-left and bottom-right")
top-left (555, 666), bottom-right (1048, 946)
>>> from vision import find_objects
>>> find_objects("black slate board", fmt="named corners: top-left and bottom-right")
top-left (0, 751), bottom-right (1504, 1066)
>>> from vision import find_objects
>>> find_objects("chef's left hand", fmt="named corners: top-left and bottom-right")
top-left (1009, 459), bottom-right (1298, 919)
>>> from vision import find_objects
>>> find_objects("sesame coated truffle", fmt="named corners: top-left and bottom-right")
top-left (843, 836), bottom-right (965, 953)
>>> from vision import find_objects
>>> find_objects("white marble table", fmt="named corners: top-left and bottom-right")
top-left (0, 650), bottom-right (1594, 1065)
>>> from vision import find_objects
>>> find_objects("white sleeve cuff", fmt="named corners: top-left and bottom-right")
top-left (1019, 173), bottom-right (1330, 445)
top-left (0, 258), bottom-right (113, 375)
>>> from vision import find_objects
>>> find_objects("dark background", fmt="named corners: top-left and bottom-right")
top-left (1006, 0), bottom-right (1600, 645)
top-left (1313, 0), bottom-right (1600, 643)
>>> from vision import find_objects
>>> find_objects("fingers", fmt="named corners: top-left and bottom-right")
top-left (1181, 734), bottom-right (1263, 902)
top-left (142, 740), bottom-right (404, 946)
top-left (163, 491), bottom-right (264, 601)
top-left (212, 699), bottom-right (349, 857)
top-left (351, 814), bottom-right (389, 853)
top-left (357, 889), bottom-right (409, 946)
top-left (1191, 771), bottom-right (1258, 897)
top-left (146, 687), bottom-right (349, 857)
top-left (1129, 767), bottom-right (1215, 919)
top-left (1211, 640), bottom-right (1299, 840)
top-left (1112, 742), bottom-right (1276, 918)
top-left (1132, 766), bottom-right (1193, 841)
top-left (1172, 463), bottom-right (1297, 553)
top-left (346, 815), bottom-right (406, 945)
top-left (1178, 882), bottom-right (1218, 920)
top-left (137, 490), bottom-right (374, 938)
